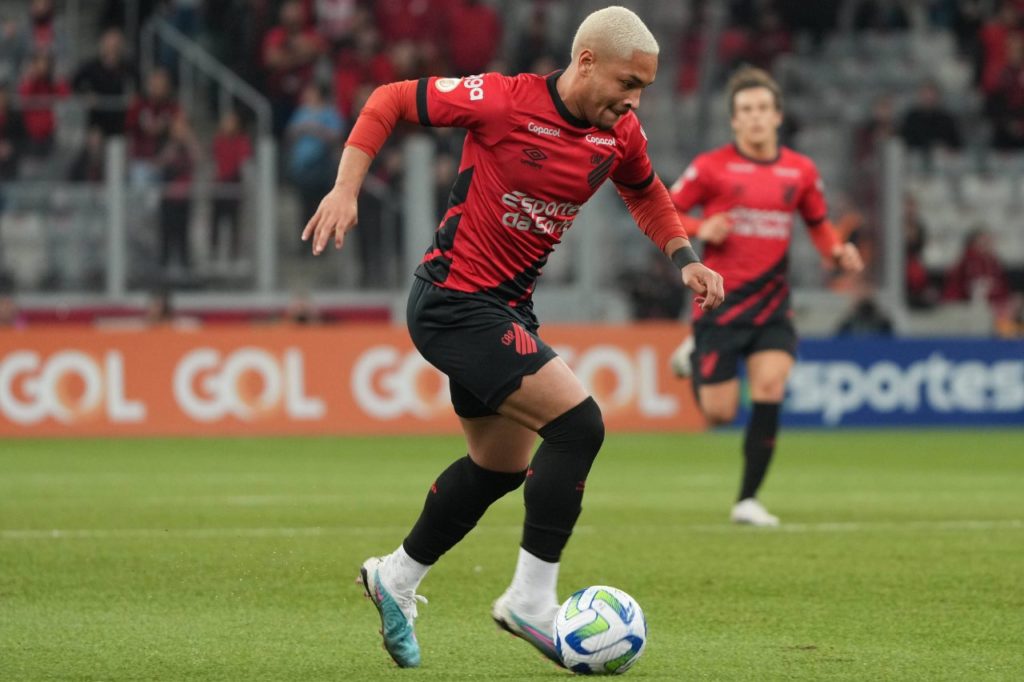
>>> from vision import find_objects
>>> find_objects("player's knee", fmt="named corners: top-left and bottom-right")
top-left (750, 378), bottom-right (787, 403)
top-left (702, 402), bottom-right (738, 426)
top-left (538, 396), bottom-right (605, 459)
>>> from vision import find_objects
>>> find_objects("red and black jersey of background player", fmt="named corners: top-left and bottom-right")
top-left (669, 143), bottom-right (828, 327)
top-left (412, 71), bottom-right (654, 310)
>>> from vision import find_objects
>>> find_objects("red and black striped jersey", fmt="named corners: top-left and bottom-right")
top-left (669, 143), bottom-right (828, 326)
top-left (413, 71), bottom-right (654, 311)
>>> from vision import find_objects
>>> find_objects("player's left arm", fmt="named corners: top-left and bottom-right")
top-left (801, 162), bottom-right (864, 273)
top-left (616, 176), bottom-right (725, 311)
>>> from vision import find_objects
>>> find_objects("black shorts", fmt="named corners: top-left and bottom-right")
top-left (406, 277), bottom-right (558, 418)
top-left (691, 319), bottom-right (798, 386)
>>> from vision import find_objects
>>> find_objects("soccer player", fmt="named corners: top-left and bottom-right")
top-left (668, 66), bottom-right (863, 527)
top-left (302, 6), bottom-right (724, 669)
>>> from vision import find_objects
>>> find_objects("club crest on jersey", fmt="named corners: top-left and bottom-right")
top-left (782, 183), bottom-right (797, 204)
top-left (434, 77), bottom-right (462, 93)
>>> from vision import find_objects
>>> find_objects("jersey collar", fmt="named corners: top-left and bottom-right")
top-left (732, 142), bottom-right (781, 165)
top-left (546, 70), bottom-right (592, 129)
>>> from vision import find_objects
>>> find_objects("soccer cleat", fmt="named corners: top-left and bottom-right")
top-left (491, 590), bottom-right (563, 666)
top-left (359, 556), bottom-right (427, 668)
top-left (669, 335), bottom-right (695, 378)
top-left (731, 498), bottom-right (780, 527)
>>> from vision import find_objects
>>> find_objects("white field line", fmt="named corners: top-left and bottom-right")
top-left (1, 519), bottom-right (1021, 541)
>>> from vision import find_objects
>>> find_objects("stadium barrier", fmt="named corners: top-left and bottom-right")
top-left (0, 324), bottom-right (704, 437)
top-left (780, 338), bottom-right (1024, 427)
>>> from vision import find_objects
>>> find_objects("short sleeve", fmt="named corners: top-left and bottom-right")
top-left (668, 156), bottom-right (712, 211)
top-left (418, 73), bottom-right (515, 144)
top-left (611, 118), bottom-right (655, 190)
top-left (798, 160), bottom-right (828, 225)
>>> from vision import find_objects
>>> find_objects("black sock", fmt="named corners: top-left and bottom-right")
top-left (739, 402), bottom-right (781, 501)
top-left (403, 456), bottom-right (526, 565)
top-left (522, 397), bottom-right (605, 563)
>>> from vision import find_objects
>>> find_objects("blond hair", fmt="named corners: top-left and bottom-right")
top-left (571, 6), bottom-right (659, 61)
top-left (727, 66), bottom-right (783, 115)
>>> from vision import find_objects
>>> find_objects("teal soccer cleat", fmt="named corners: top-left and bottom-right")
top-left (359, 556), bottom-right (426, 668)
top-left (491, 590), bottom-right (563, 667)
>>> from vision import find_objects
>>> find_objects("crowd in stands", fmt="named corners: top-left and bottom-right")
top-left (0, 0), bottom-right (1023, 335)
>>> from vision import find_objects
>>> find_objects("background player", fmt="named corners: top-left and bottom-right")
top-left (302, 6), bottom-right (724, 669)
top-left (669, 66), bottom-right (863, 527)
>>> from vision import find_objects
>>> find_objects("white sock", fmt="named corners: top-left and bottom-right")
top-left (508, 547), bottom-right (559, 610)
top-left (383, 544), bottom-right (430, 594)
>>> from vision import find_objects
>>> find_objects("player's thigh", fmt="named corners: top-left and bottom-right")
top-left (697, 378), bottom-right (741, 425)
top-left (747, 350), bottom-right (794, 403)
top-left (746, 321), bottom-right (798, 402)
top-left (460, 414), bottom-right (538, 473)
top-left (498, 357), bottom-right (590, 432)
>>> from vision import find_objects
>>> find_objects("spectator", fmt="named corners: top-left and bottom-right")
top-left (286, 83), bottom-right (344, 240)
top-left (17, 51), bottom-right (69, 158)
top-left (125, 67), bottom-right (180, 184)
top-left (0, 86), bottom-right (27, 181)
top-left (513, 3), bottom-right (557, 74)
top-left (902, 193), bottom-right (936, 309)
top-left (446, 0), bottom-right (502, 76)
top-left (855, 94), bottom-right (898, 162)
top-left (143, 288), bottom-right (174, 325)
top-left (283, 289), bottom-right (320, 324)
top-left (332, 22), bottom-right (395, 120)
top-left (986, 33), bottom-right (1024, 150)
top-left (71, 27), bottom-right (137, 137)
top-left (995, 294), bottom-right (1024, 337)
top-left (619, 250), bottom-right (687, 320)
top-left (261, 0), bottom-right (325, 135)
top-left (852, 0), bottom-right (910, 32)
top-left (942, 227), bottom-right (1011, 309)
top-left (210, 109), bottom-right (253, 264)
top-left (373, 0), bottom-right (444, 45)
top-left (68, 125), bottom-right (106, 182)
top-left (898, 81), bottom-right (963, 163)
top-left (0, 18), bottom-right (21, 85)
top-left (978, 0), bottom-right (1022, 94)
top-left (155, 113), bottom-right (200, 270)
top-left (0, 290), bottom-right (27, 329)
top-left (748, 9), bottom-right (793, 70)
top-left (314, 0), bottom-right (360, 48)
top-left (10, 0), bottom-right (67, 71)
top-left (836, 288), bottom-right (894, 336)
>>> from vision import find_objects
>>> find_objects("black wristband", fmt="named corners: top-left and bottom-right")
top-left (670, 245), bottom-right (701, 269)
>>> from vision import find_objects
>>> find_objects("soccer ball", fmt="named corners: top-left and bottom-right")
top-left (553, 585), bottom-right (647, 675)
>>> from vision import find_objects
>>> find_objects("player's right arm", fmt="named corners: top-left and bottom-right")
top-left (303, 75), bottom-right (513, 255)
top-left (668, 156), bottom-right (733, 244)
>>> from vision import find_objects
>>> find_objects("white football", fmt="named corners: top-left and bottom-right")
top-left (553, 585), bottom-right (647, 675)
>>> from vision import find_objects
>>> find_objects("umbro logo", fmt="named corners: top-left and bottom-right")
top-left (521, 148), bottom-right (547, 169)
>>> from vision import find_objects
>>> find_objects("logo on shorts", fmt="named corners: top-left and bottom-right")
top-left (503, 323), bottom-right (537, 355)
top-left (700, 350), bottom-right (720, 379)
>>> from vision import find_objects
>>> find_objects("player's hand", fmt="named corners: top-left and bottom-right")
top-left (696, 214), bottom-right (733, 244)
top-left (301, 185), bottom-right (358, 255)
top-left (681, 263), bottom-right (725, 311)
top-left (833, 242), bottom-right (864, 273)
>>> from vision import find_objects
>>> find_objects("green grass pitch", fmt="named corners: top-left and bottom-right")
top-left (2, 431), bottom-right (1022, 680)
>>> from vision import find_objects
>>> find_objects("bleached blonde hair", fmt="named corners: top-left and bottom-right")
top-left (571, 6), bottom-right (659, 61)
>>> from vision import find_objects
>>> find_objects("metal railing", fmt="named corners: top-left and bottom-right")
top-left (139, 15), bottom-right (277, 292)
top-left (140, 17), bottom-right (271, 136)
